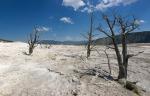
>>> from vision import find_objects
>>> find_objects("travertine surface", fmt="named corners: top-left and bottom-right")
top-left (0, 42), bottom-right (149, 96)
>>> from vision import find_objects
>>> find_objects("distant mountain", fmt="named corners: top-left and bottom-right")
top-left (39, 40), bottom-right (62, 45)
top-left (38, 31), bottom-right (150, 45)
top-left (0, 39), bottom-right (13, 42)
top-left (39, 40), bottom-right (87, 45)
top-left (95, 31), bottom-right (150, 45)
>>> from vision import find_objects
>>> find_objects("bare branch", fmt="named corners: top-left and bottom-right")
top-left (80, 33), bottom-right (88, 40)
top-left (127, 51), bottom-right (144, 59)
top-left (97, 12), bottom-right (141, 79)
top-left (106, 45), bottom-right (115, 50)
top-left (27, 26), bottom-right (41, 55)
top-left (97, 26), bottom-right (112, 38)
top-left (94, 48), bottom-right (111, 75)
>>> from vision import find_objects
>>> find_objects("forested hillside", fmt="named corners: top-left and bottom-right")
top-left (95, 31), bottom-right (150, 45)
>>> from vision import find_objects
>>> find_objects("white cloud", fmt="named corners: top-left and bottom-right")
top-left (96, 0), bottom-right (138, 10)
top-left (60, 17), bottom-right (74, 24)
top-left (81, 5), bottom-right (94, 13)
top-left (62, 0), bottom-right (85, 11)
top-left (62, 0), bottom-right (139, 13)
top-left (139, 20), bottom-right (145, 23)
top-left (122, 0), bottom-right (138, 5)
top-left (36, 26), bottom-right (51, 32)
top-left (81, 1), bottom-right (95, 13)
top-left (134, 19), bottom-right (145, 25)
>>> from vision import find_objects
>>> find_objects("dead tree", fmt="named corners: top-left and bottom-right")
top-left (87, 12), bottom-right (94, 58)
top-left (97, 13), bottom-right (142, 80)
top-left (27, 26), bottom-right (40, 55)
top-left (82, 12), bottom-right (96, 58)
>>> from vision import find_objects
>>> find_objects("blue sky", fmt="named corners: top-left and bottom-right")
top-left (0, 0), bottom-right (149, 41)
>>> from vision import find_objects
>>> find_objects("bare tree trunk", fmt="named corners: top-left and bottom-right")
top-left (87, 44), bottom-right (91, 58)
top-left (29, 45), bottom-right (34, 55)
top-left (112, 38), bottom-right (126, 79)
top-left (87, 12), bottom-right (93, 58)
top-left (122, 33), bottom-right (128, 79)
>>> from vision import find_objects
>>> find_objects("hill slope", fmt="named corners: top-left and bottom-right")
top-left (96, 31), bottom-right (150, 45)
top-left (39, 31), bottom-right (150, 45)
top-left (0, 39), bottom-right (13, 42)
top-left (39, 40), bottom-right (87, 45)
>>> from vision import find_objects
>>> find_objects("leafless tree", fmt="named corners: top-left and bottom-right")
top-left (82, 12), bottom-right (97, 58)
top-left (87, 12), bottom-right (94, 58)
top-left (27, 26), bottom-right (40, 55)
top-left (97, 12), bottom-right (143, 80)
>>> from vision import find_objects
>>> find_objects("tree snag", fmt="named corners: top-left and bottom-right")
top-left (97, 12), bottom-right (141, 79)
top-left (27, 26), bottom-right (40, 55)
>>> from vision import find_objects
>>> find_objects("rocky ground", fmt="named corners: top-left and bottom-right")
top-left (0, 42), bottom-right (150, 96)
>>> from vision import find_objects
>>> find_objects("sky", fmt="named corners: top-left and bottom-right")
top-left (0, 0), bottom-right (149, 41)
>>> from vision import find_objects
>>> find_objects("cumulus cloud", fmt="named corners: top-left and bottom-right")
top-left (96, 0), bottom-right (138, 10)
top-left (62, 0), bottom-right (138, 12)
top-left (62, 0), bottom-right (85, 11)
top-left (60, 17), bottom-right (74, 24)
top-left (139, 20), bottom-right (145, 23)
top-left (81, 1), bottom-right (94, 13)
top-left (81, 3), bottom-right (95, 13)
top-left (36, 26), bottom-right (51, 32)
top-left (134, 19), bottom-right (145, 25)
